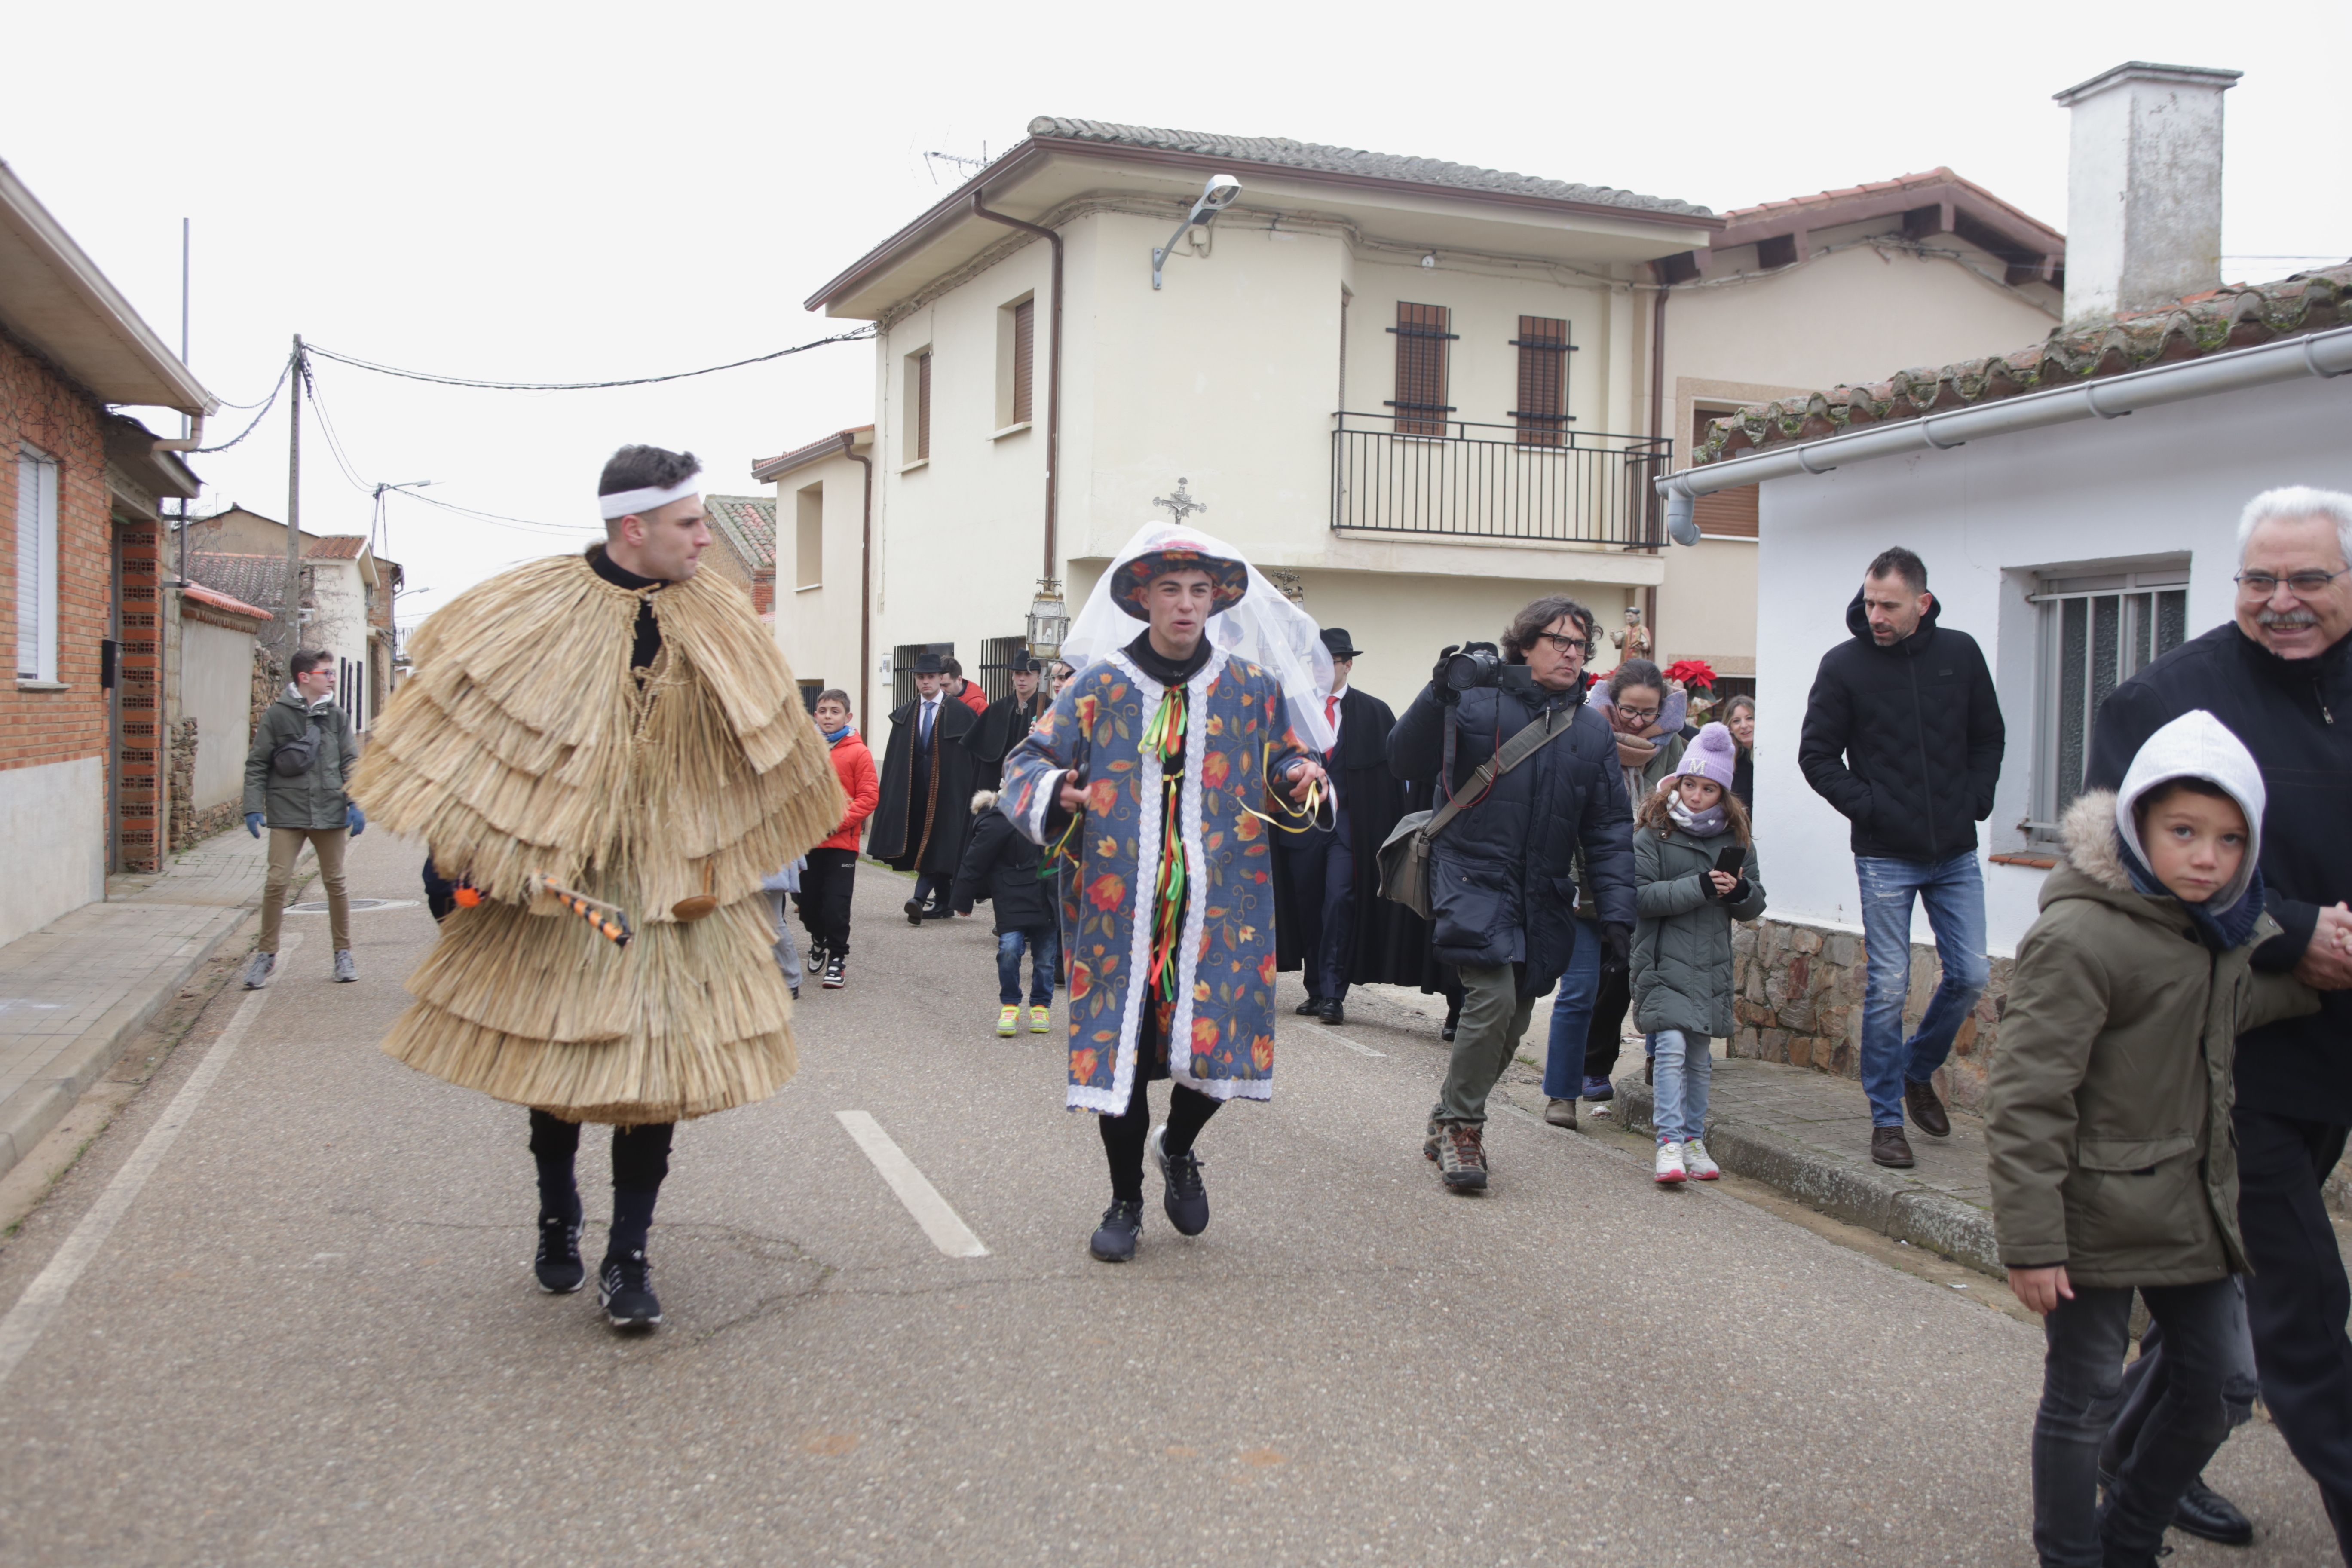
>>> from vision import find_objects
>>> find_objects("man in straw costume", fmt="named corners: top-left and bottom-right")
top-left (1001, 523), bottom-right (1331, 1262)
top-left (352, 445), bottom-right (843, 1331)
top-left (872, 650), bottom-right (981, 925)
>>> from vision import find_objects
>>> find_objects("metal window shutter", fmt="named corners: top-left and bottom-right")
top-left (1513, 315), bottom-right (1569, 447)
top-left (1690, 408), bottom-right (1757, 537)
top-left (1391, 303), bottom-right (1450, 435)
top-left (1011, 300), bottom-right (1034, 426)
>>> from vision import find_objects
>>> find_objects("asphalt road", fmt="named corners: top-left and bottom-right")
top-left (0, 827), bottom-right (2340, 1565)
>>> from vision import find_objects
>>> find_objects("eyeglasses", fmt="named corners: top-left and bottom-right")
top-left (2236, 568), bottom-right (2348, 598)
top-left (1614, 707), bottom-right (1660, 724)
top-left (1536, 632), bottom-right (1591, 657)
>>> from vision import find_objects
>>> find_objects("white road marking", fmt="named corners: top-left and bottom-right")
top-left (0, 934), bottom-right (302, 1390)
top-left (1303, 1028), bottom-right (1384, 1057)
top-left (833, 1110), bottom-right (989, 1258)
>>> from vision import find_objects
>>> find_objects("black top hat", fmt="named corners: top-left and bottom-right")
top-left (1320, 627), bottom-right (1363, 660)
top-left (911, 651), bottom-right (946, 676)
top-left (1008, 653), bottom-right (1043, 674)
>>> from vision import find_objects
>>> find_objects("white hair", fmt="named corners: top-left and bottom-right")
top-left (2236, 486), bottom-right (2352, 567)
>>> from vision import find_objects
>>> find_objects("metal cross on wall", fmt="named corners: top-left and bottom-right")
top-left (1152, 478), bottom-right (1206, 524)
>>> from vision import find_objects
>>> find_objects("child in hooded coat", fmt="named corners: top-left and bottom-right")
top-left (951, 792), bottom-right (1059, 1037)
top-left (1631, 721), bottom-right (1766, 1185)
top-left (1987, 710), bottom-right (2318, 1568)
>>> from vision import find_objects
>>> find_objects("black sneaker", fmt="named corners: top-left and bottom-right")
top-left (822, 952), bottom-right (846, 989)
top-left (1089, 1199), bottom-right (1143, 1262)
top-left (1150, 1126), bottom-right (1209, 1236)
top-left (535, 1215), bottom-right (585, 1294)
top-left (598, 1250), bottom-right (663, 1329)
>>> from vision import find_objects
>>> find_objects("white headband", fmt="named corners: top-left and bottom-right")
top-left (597, 475), bottom-right (701, 520)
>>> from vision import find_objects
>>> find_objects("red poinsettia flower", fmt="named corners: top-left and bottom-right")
top-left (1664, 658), bottom-right (1718, 692)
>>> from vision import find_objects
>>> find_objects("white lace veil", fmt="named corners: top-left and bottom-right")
top-left (1060, 520), bottom-right (1337, 753)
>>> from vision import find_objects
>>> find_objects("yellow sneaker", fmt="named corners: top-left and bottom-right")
top-left (1029, 1004), bottom-right (1051, 1033)
top-left (995, 1005), bottom-right (1019, 1037)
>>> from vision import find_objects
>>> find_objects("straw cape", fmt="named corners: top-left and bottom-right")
top-left (352, 551), bottom-right (845, 1124)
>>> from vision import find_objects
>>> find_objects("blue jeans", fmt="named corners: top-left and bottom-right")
top-left (1855, 851), bottom-right (1990, 1127)
top-left (2033, 1277), bottom-right (2241, 1568)
top-left (997, 925), bottom-right (1058, 1006)
top-left (1651, 1028), bottom-right (1712, 1143)
top-left (1543, 917), bottom-right (1604, 1098)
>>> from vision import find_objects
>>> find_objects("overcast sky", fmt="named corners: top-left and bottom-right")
top-left (7, 0), bottom-right (2346, 625)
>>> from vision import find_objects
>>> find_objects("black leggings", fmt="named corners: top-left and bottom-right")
top-left (1099, 1070), bottom-right (1220, 1204)
top-left (530, 1110), bottom-right (674, 1256)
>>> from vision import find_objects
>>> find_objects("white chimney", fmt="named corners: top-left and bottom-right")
top-left (2052, 61), bottom-right (2241, 328)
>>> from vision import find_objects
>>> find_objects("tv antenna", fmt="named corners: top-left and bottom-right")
top-left (923, 145), bottom-right (989, 183)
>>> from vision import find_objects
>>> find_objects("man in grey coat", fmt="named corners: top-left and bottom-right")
top-left (242, 649), bottom-right (363, 987)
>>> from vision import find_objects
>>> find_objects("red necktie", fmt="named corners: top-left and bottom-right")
top-left (1325, 694), bottom-right (1339, 726)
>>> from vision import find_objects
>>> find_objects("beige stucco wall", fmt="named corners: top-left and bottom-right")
top-left (769, 451), bottom-right (872, 721)
top-left (1651, 240), bottom-right (2061, 673)
top-left (869, 206), bottom-right (1667, 695)
top-left (182, 617), bottom-right (257, 810)
top-left (303, 558), bottom-right (376, 730)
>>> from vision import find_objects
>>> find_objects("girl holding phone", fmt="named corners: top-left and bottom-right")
top-left (1630, 722), bottom-right (1766, 1184)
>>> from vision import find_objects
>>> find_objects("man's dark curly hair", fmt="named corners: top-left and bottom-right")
top-left (1500, 595), bottom-right (1594, 664)
top-left (598, 444), bottom-right (702, 496)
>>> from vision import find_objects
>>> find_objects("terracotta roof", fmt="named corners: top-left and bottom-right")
top-left (704, 494), bottom-right (776, 571)
top-left (1725, 167), bottom-right (2054, 239)
top-left (303, 534), bottom-right (368, 560)
top-left (751, 426), bottom-right (872, 484)
top-left (1692, 262), bottom-right (2352, 467)
top-left (1029, 117), bottom-right (1713, 218)
top-left (180, 582), bottom-right (272, 622)
top-left (185, 551), bottom-right (296, 611)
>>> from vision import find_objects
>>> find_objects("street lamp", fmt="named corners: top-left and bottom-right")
top-left (1152, 174), bottom-right (1243, 290)
top-left (1026, 580), bottom-right (1069, 660)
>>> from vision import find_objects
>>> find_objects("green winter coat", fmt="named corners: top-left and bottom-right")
top-left (243, 689), bottom-right (358, 830)
top-left (1631, 820), bottom-right (1765, 1038)
top-left (1986, 792), bottom-right (2317, 1288)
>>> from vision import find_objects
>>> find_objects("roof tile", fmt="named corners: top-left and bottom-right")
top-left (1692, 262), bottom-right (2352, 466)
top-left (704, 494), bottom-right (777, 571)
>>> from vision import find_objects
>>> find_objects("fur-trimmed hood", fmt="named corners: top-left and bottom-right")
top-left (2058, 790), bottom-right (2135, 892)
top-left (971, 788), bottom-right (998, 814)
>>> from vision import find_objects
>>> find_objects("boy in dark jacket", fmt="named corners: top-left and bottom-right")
top-left (951, 790), bottom-right (1058, 1037)
top-left (1988, 711), bottom-right (2316, 1568)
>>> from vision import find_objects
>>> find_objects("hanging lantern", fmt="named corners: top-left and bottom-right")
top-left (1026, 581), bottom-right (1069, 659)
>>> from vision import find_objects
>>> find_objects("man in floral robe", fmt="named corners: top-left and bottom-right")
top-left (1002, 537), bottom-right (1324, 1262)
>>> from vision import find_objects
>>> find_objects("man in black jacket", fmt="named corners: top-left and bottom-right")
top-left (1273, 628), bottom-right (1409, 1027)
top-left (2084, 487), bottom-right (2352, 1556)
top-left (871, 652), bottom-right (980, 922)
top-left (1389, 596), bottom-right (1635, 1193)
top-left (1798, 548), bottom-right (2004, 1169)
top-left (965, 654), bottom-right (1051, 793)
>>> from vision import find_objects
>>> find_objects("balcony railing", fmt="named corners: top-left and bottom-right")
top-left (1330, 412), bottom-right (1671, 548)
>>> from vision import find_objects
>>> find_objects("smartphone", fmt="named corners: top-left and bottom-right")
top-left (1713, 845), bottom-right (1746, 877)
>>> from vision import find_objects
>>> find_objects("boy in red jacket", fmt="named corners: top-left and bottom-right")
top-left (799, 689), bottom-right (880, 989)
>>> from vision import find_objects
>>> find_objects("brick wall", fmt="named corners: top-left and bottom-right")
top-left (1, 334), bottom-right (111, 782)
top-left (116, 516), bottom-right (162, 871)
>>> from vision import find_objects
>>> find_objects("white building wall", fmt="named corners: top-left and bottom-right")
top-left (0, 756), bottom-right (105, 946)
top-left (304, 560), bottom-right (375, 730)
top-left (769, 452), bottom-right (871, 718)
top-left (184, 619), bottom-right (255, 812)
top-left (1751, 371), bottom-right (2352, 957)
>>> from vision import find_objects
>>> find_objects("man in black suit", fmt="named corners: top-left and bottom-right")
top-left (1274, 628), bottom-right (1408, 1026)
top-left (966, 653), bottom-right (1051, 793)
top-left (871, 651), bottom-right (980, 923)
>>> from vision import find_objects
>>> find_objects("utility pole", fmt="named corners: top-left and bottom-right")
top-left (283, 334), bottom-right (304, 668)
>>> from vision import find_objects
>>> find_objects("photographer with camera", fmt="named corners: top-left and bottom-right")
top-left (1387, 596), bottom-right (1635, 1193)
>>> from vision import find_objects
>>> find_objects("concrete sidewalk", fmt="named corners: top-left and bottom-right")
top-left (0, 827), bottom-right (296, 1179)
top-left (1607, 1052), bottom-right (2002, 1275)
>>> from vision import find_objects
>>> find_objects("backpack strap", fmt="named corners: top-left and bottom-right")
top-left (1422, 702), bottom-right (1581, 839)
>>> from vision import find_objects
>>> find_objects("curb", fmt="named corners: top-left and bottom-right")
top-left (1615, 1077), bottom-right (2002, 1278)
top-left (0, 904), bottom-right (257, 1183)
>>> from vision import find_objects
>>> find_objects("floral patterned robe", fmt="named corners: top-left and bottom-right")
top-left (1002, 646), bottom-right (1311, 1114)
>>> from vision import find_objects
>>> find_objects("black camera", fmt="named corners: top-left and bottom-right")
top-left (1441, 642), bottom-right (1504, 692)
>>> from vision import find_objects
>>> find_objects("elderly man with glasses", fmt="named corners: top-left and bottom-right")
top-left (2080, 486), bottom-right (2352, 1556)
top-left (1798, 546), bottom-right (2006, 1170)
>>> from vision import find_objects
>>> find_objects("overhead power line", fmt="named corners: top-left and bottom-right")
top-left (303, 327), bottom-right (876, 392)
top-left (193, 353), bottom-right (295, 452)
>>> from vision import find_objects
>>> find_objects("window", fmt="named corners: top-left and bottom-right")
top-left (1510, 315), bottom-right (1574, 447)
top-left (795, 483), bottom-right (823, 590)
top-left (977, 634), bottom-right (1029, 704)
top-left (890, 640), bottom-right (953, 710)
top-left (996, 295), bottom-right (1035, 430)
top-left (2031, 564), bottom-right (2190, 834)
top-left (902, 349), bottom-right (932, 465)
top-left (15, 445), bottom-right (59, 683)
top-left (1690, 407), bottom-right (1758, 538)
top-left (1387, 303), bottom-right (1454, 435)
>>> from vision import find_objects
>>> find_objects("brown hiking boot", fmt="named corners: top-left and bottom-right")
top-left (1544, 1098), bottom-right (1578, 1130)
top-left (1871, 1125), bottom-right (1916, 1168)
top-left (1905, 1078), bottom-right (1951, 1139)
top-left (1437, 1122), bottom-right (1489, 1192)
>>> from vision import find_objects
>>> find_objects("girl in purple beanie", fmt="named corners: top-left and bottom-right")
top-left (1631, 722), bottom-right (1767, 1184)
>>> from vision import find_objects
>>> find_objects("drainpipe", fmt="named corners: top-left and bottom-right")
top-left (969, 189), bottom-right (1061, 577)
top-left (843, 431), bottom-right (874, 734)
top-left (1646, 276), bottom-right (1669, 655)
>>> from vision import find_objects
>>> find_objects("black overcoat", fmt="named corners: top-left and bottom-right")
top-left (1271, 685), bottom-right (1417, 985)
top-left (965, 691), bottom-right (1050, 792)
top-left (870, 694), bottom-right (979, 876)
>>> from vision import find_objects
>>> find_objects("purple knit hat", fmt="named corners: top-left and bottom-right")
top-left (1673, 722), bottom-right (1739, 792)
